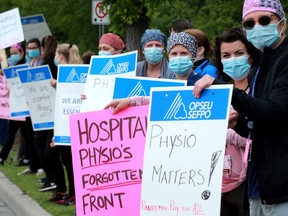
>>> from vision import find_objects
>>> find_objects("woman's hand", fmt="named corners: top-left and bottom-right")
top-left (193, 75), bottom-right (215, 98)
top-left (228, 110), bottom-right (239, 128)
top-left (50, 78), bottom-right (57, 89)
top-left (104, 98), bottom-right (130, 114)
top-left (80, 94), bottom-right (87, 100)
top-left (50, 136), bottom-right (56, 148)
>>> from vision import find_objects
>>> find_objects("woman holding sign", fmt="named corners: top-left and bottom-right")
top-left (136, 28), bottom-right (174, 79)
top-left (0, 43), bottom-right (34, 169)
top-left (48, 43), bottom-right (81, 206)
top-left (98, 33), bottom-right (125, 56)
top-left (104, 31), bottom-right (203, 112)
top-left (193, 0), bottom-right (288, 215)
top-left (214, 27), bottom-right (261, 216)
top-left (30, 35), bottom-right (59, 192)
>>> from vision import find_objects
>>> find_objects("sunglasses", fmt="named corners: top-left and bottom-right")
top-left (242, 15), bottom-right (274, 30)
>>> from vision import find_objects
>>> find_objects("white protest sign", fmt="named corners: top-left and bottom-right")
top-left (0, 8), bottom-right (24, 50)
top-left (54, 64), bottom-right (88, 145)
top-left (80, 51), bottom-right (137, 112)
top-left (21, 14), bottom-right (52, 41)
top-left (2, 64), bottom-right (30, 118)
top-left (141, 85), bottom-right (233, 216)
top-left (17, 65), bottom-right (55, 131)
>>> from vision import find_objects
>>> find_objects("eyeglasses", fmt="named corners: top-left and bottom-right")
top-left (242, 15), bottom-right (274, 30)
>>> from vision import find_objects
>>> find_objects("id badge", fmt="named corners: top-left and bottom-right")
top-left (223, 155), bottom-right (231, 178)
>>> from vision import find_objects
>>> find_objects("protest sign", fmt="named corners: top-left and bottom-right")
top-left (113, 77), bottom-right (187, 99)
top-left (0, 75), bottom-right (24, 121)
top-left (0, 8), bottom-right (24, 50)
top-left (21, 14), bottom-right (52, 41)
top-left (80, 51), bottom-right (137, 112)
top-left (2, 64), bottom-right (30, 118)
top-left (54, 64), bottom-right (88, 145)
top-left (69, 105), bottom-right (148, 216)
top-left (17, 65), bottom-right (55, 130)
top-left (0, 75), bottom-right (10, 119)
top-left (140, 85), bottom-right (233, 216)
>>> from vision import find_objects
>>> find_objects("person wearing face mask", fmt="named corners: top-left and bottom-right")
top-left (0, 43), bottom-right (34, 169)
top-left (17, 38), bottom-right (45, 176)
top-left (51, 43), bottom-right (82, 87)
top-left (167, 31), bottom-right (204, 86)
top-left (7, 43), bottom-right (26, 66)
top-left (104, 32), bottom-right (202, 113)
top-left (23, 35), bottom-right (59, 192)
top-left (79, 33), bottom-right (125, 100)
top-left (48, 43), bottom-right (81, 206)
top-left (214, 27), bottom-right (261, 216)
top-left (98, 33), bottom-right (125, 56)
top-left (136, 29), bottom-right (174, 79)
top-left (185, 29), bottom-right (217, 78)
top-left (26, 38), bottom-right (42, 67)
top-left (193, 0), bottom-right (288, 215)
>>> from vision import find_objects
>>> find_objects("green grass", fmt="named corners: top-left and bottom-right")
top-left (0, 147), bottom-right (75, 216)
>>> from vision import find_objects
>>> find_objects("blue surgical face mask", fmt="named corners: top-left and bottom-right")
top-left (54, 57), bottom-right (59, 66)
top-left (10, 54), bottom-right (21, 65)
top-left (98, 51), bottom-right (112, 56)
top-left (168, 56), bottom-right (193, 77)
top-left (144, 47), bottom-right (163, 65)
top-left (221, 55), bottom-right (250, 80)
top-left (28, 49), bottom-right (40, 58)
top-left (25, 55), bottom-right (31, 63)
top-left (246, 18), bottom-right (284, 50)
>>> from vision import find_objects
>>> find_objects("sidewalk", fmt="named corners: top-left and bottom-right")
top-left (0, 171), bottom-right (51, 216)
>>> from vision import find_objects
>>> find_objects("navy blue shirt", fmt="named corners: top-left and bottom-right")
top-left (187, 71), bottom-right (204, 86)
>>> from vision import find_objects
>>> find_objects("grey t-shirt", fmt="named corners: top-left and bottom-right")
top-left (136, 58), bottom-right (175, 79)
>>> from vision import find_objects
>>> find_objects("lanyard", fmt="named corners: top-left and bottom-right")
top-left (247, 66), bottom-right (260, 161)
top-left (30, 58), bottom-right (41, 67)
top-left (251, 67), bottom-right (260, 97)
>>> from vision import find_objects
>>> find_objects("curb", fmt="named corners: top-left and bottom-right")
top-left (0, 171), bottom-right (52, 216)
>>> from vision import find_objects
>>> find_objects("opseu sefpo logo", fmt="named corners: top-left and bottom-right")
top-left (65, 68), bottom-right (87, 83)
top-left (163, 93), bottom-right (213, 120)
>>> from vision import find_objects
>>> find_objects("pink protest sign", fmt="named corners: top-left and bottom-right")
top-left (0, 75), bottom-right (24, 121)
top-left (69, 105), bottom-right (148, 216)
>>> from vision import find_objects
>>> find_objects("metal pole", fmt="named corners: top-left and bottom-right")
top-left (99, 25), bottom-right (102, 39)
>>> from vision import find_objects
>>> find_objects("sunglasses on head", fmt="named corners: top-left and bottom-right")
top-left (242, 15), bottom-right (274, 30)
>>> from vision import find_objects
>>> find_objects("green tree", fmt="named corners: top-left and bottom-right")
top-left (103, 0), bottom-right (152, 60)
top-left (1, 0), bottom-right (99, 55)
top-left (103, 0), bottom-right (243, 60)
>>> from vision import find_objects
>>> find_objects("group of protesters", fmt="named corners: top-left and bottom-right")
top-left (0, 0), bottom-right (288, 215)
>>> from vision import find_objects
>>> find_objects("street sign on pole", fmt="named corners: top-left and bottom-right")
top-left (91, 0), bottom-right (111, 25)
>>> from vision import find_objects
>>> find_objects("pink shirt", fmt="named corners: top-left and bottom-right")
top-left (129, 96), bottom-right (150, 106)
top-left (222, 128), bottom-right (248, 193)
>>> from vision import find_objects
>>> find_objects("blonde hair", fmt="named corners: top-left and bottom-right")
top-left (56, 43), bottom-right (81, 64)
